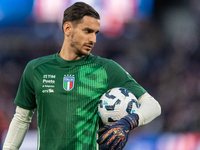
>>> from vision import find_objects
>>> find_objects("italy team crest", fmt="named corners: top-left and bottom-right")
top-left (63, 76), bottom-right (74, 91)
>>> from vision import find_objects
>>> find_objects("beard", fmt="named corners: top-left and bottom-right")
top-left (70, 32), bottom-right (93, 57)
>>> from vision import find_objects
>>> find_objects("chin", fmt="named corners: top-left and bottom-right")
top-left (84, 52), bottom-right (90, 56)
top-left (77, 51), bottom-right (90, 57)
top-left (83, 50), bottom-right (91, 56)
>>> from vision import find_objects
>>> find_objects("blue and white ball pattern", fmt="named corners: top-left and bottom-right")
top-left (98, 87), bottom-right (140, 124)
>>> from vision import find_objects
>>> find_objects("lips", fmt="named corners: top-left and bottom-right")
top-left (84, 44), bottom-right (93, 50)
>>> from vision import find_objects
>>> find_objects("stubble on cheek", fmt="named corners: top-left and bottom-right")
top-left (70, 31), bottom-right (91, 56)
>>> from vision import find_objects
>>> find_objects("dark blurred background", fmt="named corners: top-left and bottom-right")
top-left (1, 0), bottom-right (200, 149)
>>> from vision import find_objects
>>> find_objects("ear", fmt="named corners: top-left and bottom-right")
top-left (63, 22), bottom-right (73, 36)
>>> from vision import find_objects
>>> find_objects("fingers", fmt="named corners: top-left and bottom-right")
top-left (109, 137), bottom-right (122, 150)
top-left (109, 131), bottom-right (126, 150)
top-left (100, 135), bottom-right (125, 150)
top-left (98, 128), bottom-right (126, 150)
top-left (97, 128), bottom-right (114, 145)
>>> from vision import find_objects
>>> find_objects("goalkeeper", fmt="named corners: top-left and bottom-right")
top-left (3, 2), bottom-right (161, 150)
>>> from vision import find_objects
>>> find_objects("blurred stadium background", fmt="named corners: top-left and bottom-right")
top-left (1, 0), bottom-right (200, 149)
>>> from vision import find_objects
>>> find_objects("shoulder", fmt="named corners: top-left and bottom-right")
top-left (87, 54), bottom-right (118, 67)
top-left (87, 54), bottom-right (126, 75)
top-left (26, 53), bottom-right (56, 70)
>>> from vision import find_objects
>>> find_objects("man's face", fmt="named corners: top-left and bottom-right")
top-left (70, 16), bottom-right (100, 57)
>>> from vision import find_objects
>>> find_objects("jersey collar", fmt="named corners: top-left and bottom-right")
top-left (55, 51), bottom-right (90, 66)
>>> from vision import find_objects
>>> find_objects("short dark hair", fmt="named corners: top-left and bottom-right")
top-left (62, 2), bottom-right (100, 28)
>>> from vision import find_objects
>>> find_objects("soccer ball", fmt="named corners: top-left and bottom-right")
top-left (98, 87), bottom-right (140, 124)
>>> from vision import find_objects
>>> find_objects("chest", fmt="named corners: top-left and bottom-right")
top-left (33, 63), bottom-right (108, 101)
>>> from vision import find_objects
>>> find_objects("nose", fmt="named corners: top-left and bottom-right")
top-left (89, 34), bottom-right (97, 44)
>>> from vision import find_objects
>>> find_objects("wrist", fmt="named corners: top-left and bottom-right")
top-left (123, 113), bottom-right (139, 130)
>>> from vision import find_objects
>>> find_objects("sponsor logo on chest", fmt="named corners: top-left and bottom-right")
top-left (41, 74), bottom-right (75, 93)
top-left (42, 74), bottom-right (56, 93)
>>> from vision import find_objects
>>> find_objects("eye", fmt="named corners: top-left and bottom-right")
top-left (83, 28), bottom-right (99, 35)
top-left (95, 31), bottom-right (99, 35)
top-left (85, 29), bottom-right (92, 33)
top-left (85, 30), bottom-right (89, 33)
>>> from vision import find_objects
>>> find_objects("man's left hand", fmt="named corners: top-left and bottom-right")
top-left (97, 113), bottom-right (139, 150)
